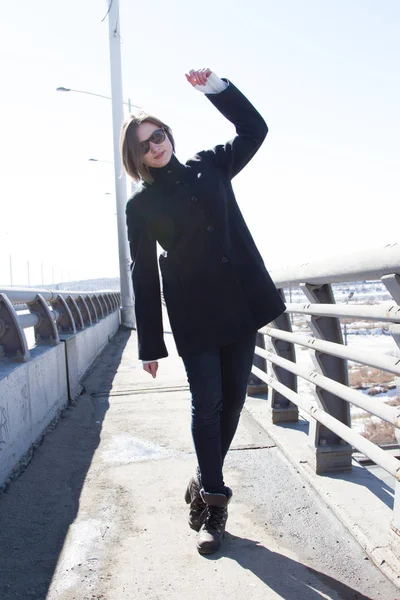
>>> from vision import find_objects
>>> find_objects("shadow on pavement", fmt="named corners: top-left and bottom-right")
top-left (326, 468), bottom-right (394, 511)
top-left (0, 328), bottom-right (131, 600)
top-left (257, 406), bottom-right (395, 511)
top-left (210, 533), bottom-right (374, 600)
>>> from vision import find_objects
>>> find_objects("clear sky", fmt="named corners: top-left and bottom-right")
top-left (0, 0), bottom-right (399, 286)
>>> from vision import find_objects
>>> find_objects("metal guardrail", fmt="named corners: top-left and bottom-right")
top-left (272, 242), bottom-right (400, 287)
top-left (0, 286), bottom-right (121, 362)
top-left (256, 243), bottom-right (400, 535)
top-left (2, 246), bottom-right (400, 537)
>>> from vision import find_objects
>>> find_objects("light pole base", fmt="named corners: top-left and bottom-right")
top-left (119, 307), bottom-right (136, 329)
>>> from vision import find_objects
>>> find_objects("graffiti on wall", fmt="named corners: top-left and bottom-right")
top-left (0, 405), bottom-right (10, 445)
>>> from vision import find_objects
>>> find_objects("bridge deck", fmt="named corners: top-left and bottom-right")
top-left (0, 328), bottom-right (398, 600)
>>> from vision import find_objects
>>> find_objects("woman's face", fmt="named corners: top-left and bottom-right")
top-left (137, 121), bottom-right (173, 169)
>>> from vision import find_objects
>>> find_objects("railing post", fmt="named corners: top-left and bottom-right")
top-left (109, 294), bottom-right (116, 312)
top-left (27, 294), bottom-right (60, 346)
top-left (247, 332), bottom-right (269, 395)
top-left (381, 273), bottom-right (400, 553)
top-left (381, 274), bottom-right (400, 351)
top-left (301, 283), bottom-right (352, 473)
top-left (85, 295), bottom-right (99, 324)
top-left (98, 295), bottom-right (108, 317)
top-left (109, 293), bottom-right (117, 311)
top-left (76, 296), bottom-right (92, 327)
top-left (267, 289), bottom-right (298, 423)
top-left (49, 295), bottom-right (76, 334)
top-left (390, 427), bottom-right (400, 556)
top-left (101, 294), bottom-right (111, 315)
top-left (93, 295), bottom-right (104, 319)
top-left (0, 293), bottom-right (30, 362)
top-left (66, 296), bottom-right (84, 331)
top-left (107, 294), bottom-right (114, 314)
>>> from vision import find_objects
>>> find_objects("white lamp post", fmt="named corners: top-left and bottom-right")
top-left (106, 0), bottom-right (135, 328)
top-left (56, 6), bottom-right (141, 328)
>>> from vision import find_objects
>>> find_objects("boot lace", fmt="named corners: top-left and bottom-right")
top-left (191, 494), bottom-right (206, 516)
top-left (203, 506), bottom-right (227, 533)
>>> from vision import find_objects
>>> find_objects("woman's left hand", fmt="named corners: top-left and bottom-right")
top-left (185, 68), bottom-right (211, 87)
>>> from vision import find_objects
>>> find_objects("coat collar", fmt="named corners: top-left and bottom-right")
top-left (148, 154), bottom-right (189, 188)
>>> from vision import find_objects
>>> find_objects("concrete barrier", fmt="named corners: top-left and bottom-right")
top-left (0, 344), bottom-right (68, 487)
top-left (0, 312), bottom-right (121, 488)
top-left (61, 312), bottom-right (120, 399)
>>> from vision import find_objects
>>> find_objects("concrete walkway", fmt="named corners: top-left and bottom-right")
top-left (0, 328), bottom-right (399, 600)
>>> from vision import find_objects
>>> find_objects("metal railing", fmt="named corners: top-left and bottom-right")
top-left (0, 285), bottom-right (122, 489)
top-left (253, 243), bottom-right (400, 535)
top-left (2, 247), bottom-right (400, 538)
top-left (0, 286), bottom-right (121, 362)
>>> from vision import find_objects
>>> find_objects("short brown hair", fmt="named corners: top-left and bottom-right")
top-left (120, 113), bottom-right (175, 184)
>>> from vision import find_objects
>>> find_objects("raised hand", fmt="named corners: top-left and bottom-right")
top-left (185, 68), bottom-right (212, 87)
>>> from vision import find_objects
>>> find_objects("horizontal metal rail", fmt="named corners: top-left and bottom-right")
top-left (0, 289), bottom-right (121, 362)
top-left (251, 365), bottom-right (400, 482)
top-left (285, 302), bottom-right (400, 323)
top-left (254, 345), bottom-right (400, 427)
top-left (17, 310), bottom-right (64, 329)
top-left (270, 243), bottom-right (400, 288)
top-left (263, 327), bottom-right (400, 375)
top-left (0, 287), bottom-right (119, 304)
top-left (18, 313), bottom-right (41, 329)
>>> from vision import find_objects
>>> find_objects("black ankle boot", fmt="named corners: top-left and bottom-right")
top-left (184, 472), bottom-right (207, 532)
top-left (196, 487), bottom-right (232, 555)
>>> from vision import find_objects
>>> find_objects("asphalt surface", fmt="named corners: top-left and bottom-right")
top-left (0, 328), bottom-right (399, 600)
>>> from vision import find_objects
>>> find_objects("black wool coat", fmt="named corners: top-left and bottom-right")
top-left (125, 80), bottom-right (286, 361)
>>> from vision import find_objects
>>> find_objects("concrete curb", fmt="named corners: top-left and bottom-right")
top-left (245, 396), bottom-right (400, 590)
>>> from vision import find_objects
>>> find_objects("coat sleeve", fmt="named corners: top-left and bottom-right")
top-left (202, 79), bottom-right (268, 179)
top-left (126, 201), bottom-right (168, 361)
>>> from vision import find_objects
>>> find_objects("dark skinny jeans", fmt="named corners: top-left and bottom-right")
top-left (183, 331), bottom-right (257, 494)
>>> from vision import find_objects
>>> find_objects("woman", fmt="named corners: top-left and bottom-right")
top-left (121, 68), bottom-right (286, 555)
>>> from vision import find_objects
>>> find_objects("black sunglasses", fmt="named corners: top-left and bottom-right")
top-left (140, 128), bottom-right (166, 154)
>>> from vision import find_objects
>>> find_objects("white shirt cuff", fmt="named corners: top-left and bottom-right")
top-left (142, 359), bottom-right (158, 365)
top-left (193, 72), bottom-right (228, 95)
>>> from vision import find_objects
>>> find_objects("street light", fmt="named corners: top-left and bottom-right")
top-left (56, 87), bottom-right (142, 113)
top-left (88, 158), bottom-right (114, 164)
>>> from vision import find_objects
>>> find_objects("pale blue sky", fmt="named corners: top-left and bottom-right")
top-left (0, 0), bottom-right (399, 285)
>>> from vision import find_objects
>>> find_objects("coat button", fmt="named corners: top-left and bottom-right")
top-left (191, 196), bottom-right (198, 203)
top-left (167, 169), bottom-right (172, 174)
top-left (176, 180), bottom-right (182, 185)
top-left (207, 226), bottom-right (214, 233)
top-left (222, 256), bottom-right (229, 263)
